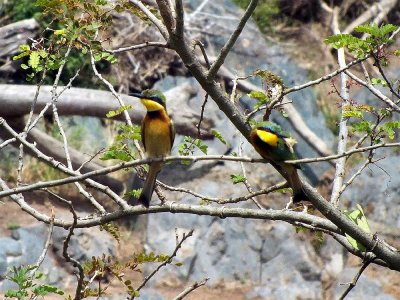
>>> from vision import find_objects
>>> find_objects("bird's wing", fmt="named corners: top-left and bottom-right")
top-left (141, 117), bottom-right (146, 151)
top-left (283, 136), bottom-right (297, 154)
top-left (169, 119), bottom-right (175, 147)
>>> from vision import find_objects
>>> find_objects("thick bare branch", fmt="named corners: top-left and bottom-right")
top-left (0, 84), bottom-right (214, 138)
top-left (207, 0), bottom-right (258, 80)
top-left (330, 7), bottom-right (350, 207)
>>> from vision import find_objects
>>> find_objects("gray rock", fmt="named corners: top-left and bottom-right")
top-left (333, 267), bottom-right (396, 300)
top-left (0, 223), bottom-right (117, 292)
top-left (342, 149), bottom-right (400, 226)
top-left (137, 288), bottom-right (165, 300)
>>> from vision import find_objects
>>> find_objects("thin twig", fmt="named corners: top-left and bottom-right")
top-left (130, 0), bottom-right (169, 39)
top-left (238, 139), bottom-right (264, 209)
top-left (90, 48), bottom-right (144, 161)
top-left (30, 210), bottom-right (55, 277)
top-left (107, 42), bottom-right (168, 53)
top-left (158, 181), bottom-right (287, 204)
top-left (57, 196), bottom-right (85, 300)
top-left (193, 40), bottom-right (211, 137)
top-left (51, 99), bottom-right (105, 213)
top-left (344, 70), bottom-right (400, 112)
top-left (371, 51), bottom-right (400, 100)
top-left (283, 57), bottom-right (367, 95)
top-left (173, 278), bottom-right (209, 300)
top-left (133, 230), bottom-right (194, 297)
top-left (338, 257), bottom-right (376, 300)
top-left (26, 68), bottom-right (81, 134)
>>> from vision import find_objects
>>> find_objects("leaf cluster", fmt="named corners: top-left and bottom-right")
top-left (346, 104), bottom-right (400, 142)
top-left (178, 136), bottom-right (208, 156)
top-left (100, 223), bottom-right (121, 243)
top-left (325, 23), bottom-right (398, 61)
top-left (100, 124), bottom-right (141, 161)
top-left (82, 250), bottom-right (177, 298)
top-left (4, 265), bottom-right (64, 299)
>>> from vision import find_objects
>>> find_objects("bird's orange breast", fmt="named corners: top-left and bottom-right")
top-left (142, 113), bottom-right (173, 158)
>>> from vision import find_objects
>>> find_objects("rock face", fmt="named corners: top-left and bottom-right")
top-left (0, 1), bottom-right (399, 300)
top-left (142, 1), bottom-right (399, 300)
top-left (0, 224), bottom-right (116, 292)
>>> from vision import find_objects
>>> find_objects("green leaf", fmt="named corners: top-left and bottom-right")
top-left (355, 24), bottom-right (380, 36)
top-left (13, 51), bottom-right (30, 61)
top-left (124, 189), bottom-right (142, 199)
top-left (100, 144), bottom-right (132, 161)
top-left (371, 77), bottom-right (388, 87)
top-left (351, 120), bottom-right (373, 134)
top-left (230, 174), bottom-right (246, 184)
top-left (54, 28), bottom-right (66, 35)
top-left (100, 223), bottom-right (121, 243)
top-left (28, 51), bottom-right (40, 69)
top-left (106, 105), bottom-right (132, 118)
top-left (115, 124), bottom-right (141, 141)
top-left (19, 44), bottom-right (30, 51)
top-left (211, 129), bottom-right (227, 145)
top-left (381, 120), bottom-right (400, 139)
top-left (343, 110), bottom-right (363, 118)
top-left (380, 24), bottom-right (398, 36)
top-left (33, 284), bottom-right (64, 296)
top-left (178, 136), bottom-right (208, 156)
top-left (248, 90), bottom-right (268, 101)
top-left (38, 50), bottom-right (48, 58)
top-left (343, 204), bottom-right (371, 251)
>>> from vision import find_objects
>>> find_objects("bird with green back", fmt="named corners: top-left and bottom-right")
top-left (250, 121), bottom-right (307, 203)
top-left (130, 89), bottom-right (175, 207)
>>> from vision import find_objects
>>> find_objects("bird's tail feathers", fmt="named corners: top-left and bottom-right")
top-left (275, 163), bottom-right (307, 203)
top-left (287, 167), bottom-right (307, 203)
top-left (138, 162), bottom-right (161, 208)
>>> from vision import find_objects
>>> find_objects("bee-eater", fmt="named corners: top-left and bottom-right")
top-left (130, 90), bottom-right (175, 207)
top-left (250, 121), bottom-right (307, 203)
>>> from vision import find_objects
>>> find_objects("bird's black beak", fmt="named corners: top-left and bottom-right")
top-left (129, 92), bottom-right (143, 98)
top-left (130, 93), bottom-right (157, 101)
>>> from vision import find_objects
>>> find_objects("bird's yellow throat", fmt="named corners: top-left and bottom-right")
top-left (256, 129), bottom-right (278, 147)
top-left (141, 99), bottom-right (165, 111)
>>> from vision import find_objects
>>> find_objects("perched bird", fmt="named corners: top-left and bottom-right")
top-left (130, 90), bottom-right (175, 207)
top-left (250, 121), bottom-right (307, 202)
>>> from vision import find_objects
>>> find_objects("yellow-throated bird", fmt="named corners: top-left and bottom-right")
top-left (250, 121), bottom-right (307, 202)
top-left (130, 90), bottom-right (175, 207)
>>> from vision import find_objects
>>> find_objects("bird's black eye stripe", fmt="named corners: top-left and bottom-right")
top-left (148, 96), bottom-right (164, 104)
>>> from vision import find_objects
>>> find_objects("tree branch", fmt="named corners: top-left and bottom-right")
top-left (134, 230), bottom-right (194, 297)
top-left (206, 0), bottom-right (258, 80)
top-left (338, 257), bottom-right (376, 300)
top-left (173, 278), bottom-right (209, 300)
top-left (330, 7), bottom-right (350, 207)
